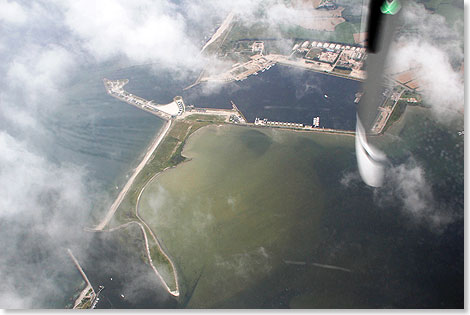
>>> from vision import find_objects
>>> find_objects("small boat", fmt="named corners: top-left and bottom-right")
top-left (324, 94), bottom-right (328, 98)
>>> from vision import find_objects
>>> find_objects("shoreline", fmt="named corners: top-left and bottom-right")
top-left (94, 119), bottom-right (172, 231)
top-left (135, 168), bottom-right (181, 296)
top-left (200, 11), bottom-right (235, 54)
top-left (270, 58), bottom-right (365, 82)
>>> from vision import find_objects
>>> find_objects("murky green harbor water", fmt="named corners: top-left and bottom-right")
top-left (136, 112), bottom-right (463, 308)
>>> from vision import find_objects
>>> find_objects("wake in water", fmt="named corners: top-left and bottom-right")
top-left (283, 260), bottom-right (351, 273)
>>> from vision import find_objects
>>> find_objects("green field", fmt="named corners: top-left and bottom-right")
top-left (222, 20), bottom-right (360, 47)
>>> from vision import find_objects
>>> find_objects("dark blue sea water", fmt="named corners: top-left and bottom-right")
top-left (184, 65), bottom-right (360, 129)
top-left (113, 64), bottom-right (360, 130)
top-left (45, 64), bottom-right (166, 223)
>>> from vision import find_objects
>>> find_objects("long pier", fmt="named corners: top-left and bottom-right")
top-left (67, 248), bottom-right (95, 309)
top-left (67, 249), bottom-right (94, 294)
top-left (104, 79), bottom-right (187, 120)
top-left (104, 79), bottom-right (170, 120)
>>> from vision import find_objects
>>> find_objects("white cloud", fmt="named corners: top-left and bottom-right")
top-left (389, 2), bottom-right (464, 122)
top-left (6, 44), bottom-right (75, 110)
top-left (391, 41), bottom-right (464, 121)
top-left (59, 0), bottom-right (202, 68)
top-left (0, 131), bottom-right (92, 308)
top-left (342, 158), bottom-right (455, 231)
top-left (378, 158), bottom-right (454, 230)
top-left (0, 0), bottom-right (28, 25)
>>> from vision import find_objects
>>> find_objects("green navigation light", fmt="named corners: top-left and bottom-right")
top-left (380, 0), bottom-right (401, 15)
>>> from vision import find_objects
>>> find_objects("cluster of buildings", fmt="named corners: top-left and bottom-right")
top-left (295, 40), bottom-right (365, 54)
top-left (298, 40), bottom-right (366, 70)
top-left (254, 116), bottom-right (329, 131)
top-left (254, 118), bottom-right (304, 128)
top-left (251, 41), bottom-right (264, 54)
top-left (313, 116), bottom-right (320, 127)
top-left (335, 48), bottom-right (365, 70)
top-left (174, 96), bottom-right (185, 115)
top-left (229, 114), bottom-right (245, 124)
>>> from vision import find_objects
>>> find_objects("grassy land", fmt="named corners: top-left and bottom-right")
top-left (279, 22), bottom-right (359, 44)
top-left (218, 17), bottom-right (360, 58)
top-left (184, 114), bottom-right (227, 122)
top-left (383, 100), bottom-right (407, 132)
top-left (225, 20), bottom-right (360, 45)
top-left (106, 115), bottom-right (226, 292)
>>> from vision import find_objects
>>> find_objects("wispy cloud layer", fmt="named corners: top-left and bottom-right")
top-left (341, 157), bottom-right (456, 232)
top-left (380, 159), bottom-right (455, 230)
top-left (59, 0), bottom-right (200, 67)
top-left (0, 131), bottom-right (92, 308)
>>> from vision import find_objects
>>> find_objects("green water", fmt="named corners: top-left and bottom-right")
top-left (139, 126), bottom-right (354, 307)
top-left (137, 110), bottom-right (463, 308)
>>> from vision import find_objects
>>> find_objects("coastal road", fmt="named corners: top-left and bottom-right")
top-left (95, 119), bottom-right (172, 231)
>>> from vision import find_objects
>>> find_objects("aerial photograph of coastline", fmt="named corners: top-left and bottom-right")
top-left (0, 0), bottom-right (464, 310)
